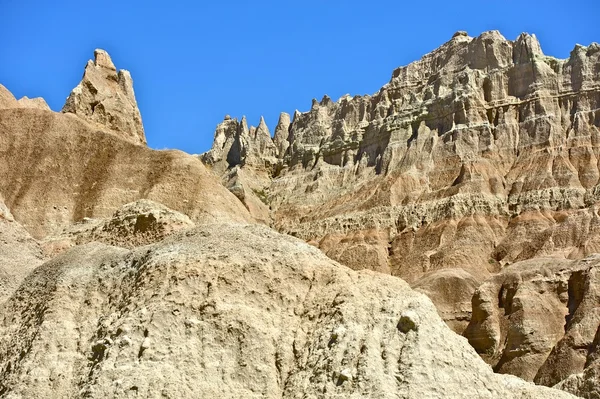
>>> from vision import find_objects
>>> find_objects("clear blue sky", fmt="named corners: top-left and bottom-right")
top-left (1, 1), bottom-right (598, 154)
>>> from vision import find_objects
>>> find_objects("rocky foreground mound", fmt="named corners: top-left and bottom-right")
top-left (0, 223), bottom-right (575, 398)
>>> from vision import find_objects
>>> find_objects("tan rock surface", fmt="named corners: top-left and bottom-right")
top-left (201, 31), bottom-right (600, 350)
top-left (42, 199), bottom-right (195, 256)
top-left (0, 223), bottom-right (575, 398)
top-left (0, 105), bottom-right (252, 240)
top-left (0, 195), bottom-right (45, 304)
top-left (413, 268), bottom-right (481, 334)
top-left (464, 255), bottom-right (600, 390)
top-left (203, 31), bottom-right (600, 277)
top-left (62, 49), bottom-right (146, 145)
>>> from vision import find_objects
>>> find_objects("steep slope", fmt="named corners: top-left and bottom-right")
top-left (0, 223), bottom-right (575, 398)
top-left (0, 85), bottom-right (252, 240)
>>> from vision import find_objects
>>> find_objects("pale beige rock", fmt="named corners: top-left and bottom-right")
top-left (16, 96), bottom-right (50, 110)
top-left (42, 199), bottom-right (195, 256)
top-left (0, 85), bottom-right (50, 111)
top-left (62, 49), bottom-right (146, 145)
top-left (413, 268), bottom-right (481, 334)
top-left (0, 85), bottom-right (18, 109)
top-left (201, 31), bottom-right (600, 346)
top-left (0, 223), bottom-right (575, 398)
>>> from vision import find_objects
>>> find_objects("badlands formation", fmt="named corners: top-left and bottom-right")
top-left (0, 30), bottom-right (598, 398)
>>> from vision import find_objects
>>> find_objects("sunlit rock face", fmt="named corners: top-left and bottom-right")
top-left (202, 31), bottom-right (600, 337)
top-left (62, 49), bottom-right (147, 145)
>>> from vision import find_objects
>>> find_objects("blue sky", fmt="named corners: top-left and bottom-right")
top-left (1, 1), bottom-right (598, 154)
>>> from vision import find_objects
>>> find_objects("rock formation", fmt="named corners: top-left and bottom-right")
top-left (201, 31), bottom-right (600, 335)
top-left (0, 92), bottom-right (252, 240)
top-left (464, 256), bottom-right (600, 386)
top-left (0, 223), bottom-right (575, 398)
top-left (62, 49), bottom-right (146, 145)
top-left (42, 199), bottom-right (195, 256)
top-left (0, 84), bottom-right (50, 111)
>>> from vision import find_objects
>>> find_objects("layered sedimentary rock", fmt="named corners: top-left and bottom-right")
top-left (0, 223), bottom-right (575, 398)
top-left (62, 49), bottom-right (146, 145)
top-left (202, 31), bottom-right (600, 335)
top-left (464, 256), bottom-right (600, 387)
top-left (202, 115), bottom-right (279, 222)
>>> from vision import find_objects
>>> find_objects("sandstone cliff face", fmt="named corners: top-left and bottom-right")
top-left (202, 31), bottom-right (600, 335)
top-left (62, 49), bottom-right (146, 145)
top-left (0, 223), bottom-right (575, 398)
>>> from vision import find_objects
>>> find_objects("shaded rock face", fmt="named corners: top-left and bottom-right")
top-left (62, 49), bottom-right (146, 145)
top-left (0, 223), bottom-right (575, 398)
top-left (202, 115), bottom-right (278, 173)
top-left (464, 256), bottom-right (600, 387)
top-left (201, 30), bottom-right (600, 332)
top-left (556, 324), bottom-right (600, 398)
top-left (0, 105), bottom-right (252, 240)
top-left (201, 115), bottom-right (280, 222)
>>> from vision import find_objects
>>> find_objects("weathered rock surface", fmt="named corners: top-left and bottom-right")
top-left (464, 255), bottom-right (600, 389)
top-left (201, 115), bottom-right (278, 222)
top-left (0, 195), bottom-right (45, 303)
top-left (555, 324), bottom-right (600, 398)
top-left (42, 199), bottom-right (195, 256)
top-left (0, 223), bottom-right (575, 398)
top-left (201, 30), bottom-right (600, 343)
top-left (0, 84), bottom-right (50, 111)
top-left (0, 99), bottom-right (252, 240)
top-left (203, 30), bottom-right (600, 274)
top-left (413, 268), bottom-right (480, 334)
top-left (62, 49), bottom-right (146, 145)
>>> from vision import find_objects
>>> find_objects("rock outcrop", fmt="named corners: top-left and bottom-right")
top-left (42, 199), bottom-right (195, 256)
top-left (0, 223), bottom-right (575, 398)
top-left (0, 84), bottom-right (50, 111)
top-left (62, 49), bottom-right (146, 145)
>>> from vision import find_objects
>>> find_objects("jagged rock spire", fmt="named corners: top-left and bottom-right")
top-left (62, 49), bottom-right (146, 145)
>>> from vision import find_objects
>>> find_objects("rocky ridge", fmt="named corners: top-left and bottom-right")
top-left (0, 35), bottom-right (597, 398)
